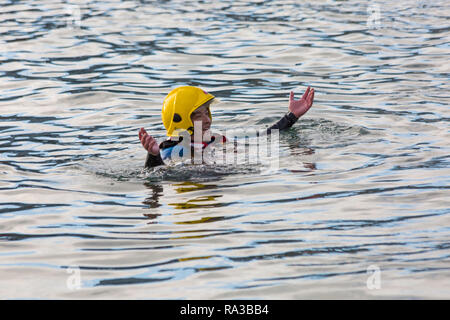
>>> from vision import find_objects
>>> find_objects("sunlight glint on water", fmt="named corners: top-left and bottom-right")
top-left (0, 0), bottom-right (449, 299)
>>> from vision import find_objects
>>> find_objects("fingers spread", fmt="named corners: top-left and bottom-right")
top-left (140, 131), bottom-right (147, 144)
top-left (146, 135), bottom-right (157, 152)
top-left (148, 139), bottom-right (156, 151)
top-left (301, 86), bottom-right (310, 100)
top-left (139, 128), bottom-right (147, 141)
top-left (142, 134), bottom-right (152, 150)
top-left (308, 88), bottom-right (315, 106)
top-left (142, 135), bottom-right (148, 149)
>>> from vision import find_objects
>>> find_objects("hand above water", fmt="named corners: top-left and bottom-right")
top-left (139, 127), bottom-right (160, 156)
top-left (289, 86), bottom-right (315, 118)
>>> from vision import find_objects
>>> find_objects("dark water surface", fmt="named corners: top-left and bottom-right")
top-left (0, 0), bottom-right (449, 299)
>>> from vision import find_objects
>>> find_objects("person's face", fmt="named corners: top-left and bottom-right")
top-left (190, 104), bottom-right (211, 135)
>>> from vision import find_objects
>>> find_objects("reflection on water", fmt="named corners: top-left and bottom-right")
top-left (173, 181), bottom-right (219, 194)
top-left (0, 0), bottom-right (449, 299)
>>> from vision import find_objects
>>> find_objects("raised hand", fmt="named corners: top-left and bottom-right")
top-left (139, 127), bottom-right (160, 156)
top-left (289, 86), bottom-right (315, 118)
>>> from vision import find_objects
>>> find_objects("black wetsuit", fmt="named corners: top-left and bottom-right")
top-left (144, 111), bottom-right (299, 168)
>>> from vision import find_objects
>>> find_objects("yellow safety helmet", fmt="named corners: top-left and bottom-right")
top-left (162, 86), bottom-right (215, 137)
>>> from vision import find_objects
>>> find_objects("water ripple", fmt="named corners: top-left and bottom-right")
top-left (0, 0), bottom-right (449, 299)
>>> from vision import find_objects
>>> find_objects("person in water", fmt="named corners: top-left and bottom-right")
top-left (139, 86), bottom-right (315, 168)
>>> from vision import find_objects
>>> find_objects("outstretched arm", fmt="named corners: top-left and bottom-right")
top-left (266, 86), bottom-right (315, 134)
